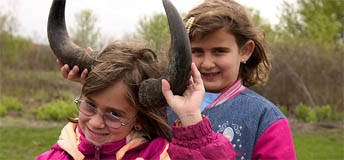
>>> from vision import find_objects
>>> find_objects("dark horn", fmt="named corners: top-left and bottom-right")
top-left (138, 0), bottom-right (192, 107)
top-left (48, 0), bottom-right (96, 72)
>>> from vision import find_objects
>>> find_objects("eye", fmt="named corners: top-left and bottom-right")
top-left (214, 48), bottom-right (228, 54)
top-left (192, 48), bottom-right (203, 55)
top-left (109, 111), bottom-right (121, 118)
top-left (85, 100), bottom-right (96, 108)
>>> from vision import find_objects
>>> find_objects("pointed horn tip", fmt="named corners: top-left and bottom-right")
top-left (48, 0), bottom-right (96, 74)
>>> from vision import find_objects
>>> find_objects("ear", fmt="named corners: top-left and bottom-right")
top-left (134, 124), bottom-right (143, 131)
top-left (239, 40), bottom-right (255, 63)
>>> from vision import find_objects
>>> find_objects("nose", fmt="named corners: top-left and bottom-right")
top-left (200, 53), bottom-right (215, 70)
top-left (88, 112), bottom-right (106, 129)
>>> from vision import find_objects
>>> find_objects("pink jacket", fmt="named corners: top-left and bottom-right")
top-left (36, 117), bottom-right (235, 160)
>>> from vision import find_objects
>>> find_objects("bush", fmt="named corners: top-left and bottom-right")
top-left (278, 105), bottom-right (288, 117)
top-left (331, 112), bottom-right (344, 121)
top-left (35, 99), bottom-right (78, 121)
top-left (0, 105), bottom-right (7, 117)
top-left (314, 105), bottom-right (332, 121)
top-left (296, 103), bottom-right (310, 121)
top-left (305, 110), bottom-right (317, 123)
top-left (0, 96), bottom-right (24, 111)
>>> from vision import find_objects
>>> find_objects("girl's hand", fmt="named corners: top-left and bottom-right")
top-left (57, 59), bottom-right (88, 84)
top-left (56, 47), bottom-right (93, 84)
top-left (161, 63), bottom-right (205, 126)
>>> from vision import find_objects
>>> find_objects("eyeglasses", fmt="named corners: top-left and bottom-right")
top-left (74, 97), bottom-right (135, 129)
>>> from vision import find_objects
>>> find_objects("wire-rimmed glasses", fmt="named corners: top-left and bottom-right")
top-left (74, 97), bottom-right (135, 129)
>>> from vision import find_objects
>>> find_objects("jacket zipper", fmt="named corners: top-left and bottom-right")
top-left (95, 146), bottom-right (101, 160)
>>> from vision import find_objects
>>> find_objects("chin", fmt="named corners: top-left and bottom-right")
top-left (86, 136), bottom-right (106, 146)
top-left (204, 84), bottom-right (219, 93)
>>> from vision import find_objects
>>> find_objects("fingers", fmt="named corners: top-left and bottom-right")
top-left (161, 79), bottom-right (174, 105)
top-left (67, 65), bottom-right (80, 80)
top-left (188, 75), bottom-right (194, 85)
top-left (80, 68), bottom-right (88, 84)
top-left (87, 47), bottom-right (93, 52)
top-left (56, 59), bottom-right (63, 67)
top-left (61, 64), bottom-right (70, 79)
top-left (191, 63), bottom-right (203, 87)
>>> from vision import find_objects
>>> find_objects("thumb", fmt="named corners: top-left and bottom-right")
top-left (161, 79), bottom-right (174, 106)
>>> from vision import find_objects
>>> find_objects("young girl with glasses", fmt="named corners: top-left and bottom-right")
top-left (37, 41), bottom-right (235, 160)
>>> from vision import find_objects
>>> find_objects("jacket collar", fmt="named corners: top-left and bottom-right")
top-left (205, 78), bottom-right (246, 110)
top-left (57, 122), bottom-right (148, 160)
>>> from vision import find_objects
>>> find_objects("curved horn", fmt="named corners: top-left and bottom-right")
top-left (48, 0), bottom-right (96, 72)
top-left (138, 0), bottom-right (192, 107)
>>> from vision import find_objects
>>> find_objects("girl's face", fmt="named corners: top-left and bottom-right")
top-left (78, 81), bottom-right (138, 146)
top-left (191, 28), bottom-right (253, 93)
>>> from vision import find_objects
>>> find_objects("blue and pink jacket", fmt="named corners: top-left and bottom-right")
top-left (168, 79), bottom-right (296, 160)
top-left (36, 117), bottom-right (235, 160)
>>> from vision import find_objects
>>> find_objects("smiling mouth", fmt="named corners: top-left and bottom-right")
top-left (87, 127), bottom-right (109, 138)
top-left (201, 72), bottom-right (219, 79)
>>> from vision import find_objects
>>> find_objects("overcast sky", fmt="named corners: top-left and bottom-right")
top-left (0, 0), bottom-right (290, 44)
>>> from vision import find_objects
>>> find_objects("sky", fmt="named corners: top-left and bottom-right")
top-left (0, 0), bottom-right (290, 44)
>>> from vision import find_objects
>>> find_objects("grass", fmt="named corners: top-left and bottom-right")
top-left (293, 130), bottom-right (344, 160)
top-left (0, 125), bottom-right (63, 160)
top-left (0, 117), bottom-right (343, 160)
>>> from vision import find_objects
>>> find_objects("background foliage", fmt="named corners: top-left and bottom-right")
top-left (70, 9), bottom-right (102, 50)
top-left (0, 0), bottom-right (343, 159)
top-left (0, 0), bottom-right (343, 119)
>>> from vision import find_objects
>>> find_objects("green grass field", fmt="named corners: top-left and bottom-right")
top-left (0, 125), bottom-right (63, 160)
top-left (0, 118), bottom-right (343, 159)
top-left (293, 130), bottom-right (344, 160)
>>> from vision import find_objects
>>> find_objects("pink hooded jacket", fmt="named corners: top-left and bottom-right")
top-left (36, 117), bottom-right (235, 160)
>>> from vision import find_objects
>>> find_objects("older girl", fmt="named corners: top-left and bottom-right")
top-left (167, 0), bottom-right (296, 159)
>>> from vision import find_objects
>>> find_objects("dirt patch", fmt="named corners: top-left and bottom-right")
top-left (0, 115), bottom-right (65, 128)
top-left (288, 117), bottom-right (344, 133)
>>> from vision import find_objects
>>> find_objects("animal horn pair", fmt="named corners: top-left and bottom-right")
top-left (47, 0), bottom-right (192, 107)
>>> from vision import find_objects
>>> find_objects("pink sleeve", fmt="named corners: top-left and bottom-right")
top-left (167, 117), bottom-right (235, 160)
top-left (35, 144), bottom-right (70, 160)
top-left (252, 119), bottom-right (296, 160)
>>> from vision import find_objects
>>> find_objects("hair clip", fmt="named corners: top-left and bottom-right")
top-left (185, 17), bottom-right (195, 33)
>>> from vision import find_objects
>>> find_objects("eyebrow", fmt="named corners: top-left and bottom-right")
top-left (212, 47), bottom-right (230, 51)
top-left (86, 97), bottom-right (127, 115)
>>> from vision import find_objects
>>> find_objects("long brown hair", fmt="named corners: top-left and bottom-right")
top-left (81, 41), bottom-right (171, 141)
top-left (184, 0), bottom-right (271, 87)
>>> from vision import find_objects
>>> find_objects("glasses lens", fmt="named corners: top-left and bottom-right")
top-left (79, 101), bottom-right (96, 116)
top-left (103, 113), bottom-right (121, 128)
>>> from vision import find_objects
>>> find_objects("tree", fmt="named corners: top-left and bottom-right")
top-left (70, 9), bottom-right (101, 49)
top-left (279, 0), bottom-right (344, 47)
top-left (247, 8), bottom-right (279, 44)
top-left (134, 13), bottom-right (170, 55)
top-left (0, 9), bottom-right (17, 34)
top-left (0, 9), bottom-right (30, 66)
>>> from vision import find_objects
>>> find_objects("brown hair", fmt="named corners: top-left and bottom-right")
top-left (184, 0), bottom-right (271, 87)
top-left (81, 41), bottom-right (171, 141)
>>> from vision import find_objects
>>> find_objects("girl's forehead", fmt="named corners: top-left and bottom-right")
top-left (192, 28), bottom-right (236, 42)
top-left (86, 82), bottom-right (136, 113)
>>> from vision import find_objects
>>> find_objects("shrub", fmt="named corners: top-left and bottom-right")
top-left (331, 111), bottom-right (344, 121)
top-left (305, 110), bottom-right (317, 123)
top-left (314, 105), bottom-right (332, 121)
top-left (0, 105), bottom-right (7, 117)
top-left (0, 96), bottom-right (24, 111)
top-left (35, 99), bottom-right (78, 121)
top-left (277, 105), bottom-right (288, 117)
top-left (296, 103), bottom-right (310, 121)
